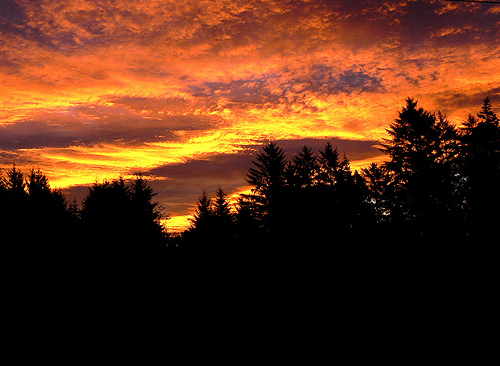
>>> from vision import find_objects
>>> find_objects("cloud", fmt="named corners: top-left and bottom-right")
top-left (136, 137), bottom-right (383, 231)
top-left (1, 0), bottom-right (499, 231)
top-left (0, 103), bottom-right (187, 150)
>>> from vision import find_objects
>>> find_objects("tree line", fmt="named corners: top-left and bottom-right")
top-left (0, 169), bottom-right (167, 259)
top-left (1, 97), bottom-right (498, 259)
top-left (178, 97), bottom-right (500, 248)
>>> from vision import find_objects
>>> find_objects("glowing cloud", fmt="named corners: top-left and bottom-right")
top-left (1, 0), bottom-right (499, 231)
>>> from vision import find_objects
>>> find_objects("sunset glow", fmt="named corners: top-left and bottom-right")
top-left (1, 0), bottom-right (499, 232)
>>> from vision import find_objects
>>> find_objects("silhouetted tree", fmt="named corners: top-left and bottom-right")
top-left (81, 177), bottom-right (129, 253)
top-left (247, 142), bottom-right (287, 198)
top-left (361, 163), bottom-right (392, 224)
top-left (459, 98), bottom-right (500, 239)
top-left (26, 169), bottom-right (68, 217)
top-left (288, 145), bottom-right (318, 188)
top-left (189, 190), bottom-right (214, 237)
top-left (2, 165), bottom-right (27, 241)
top-left (317, 143), bottom-right (351, 186)
top-left (80, 176), bottom-right (167, 257)
top-left (183, 187), bottom-right (238, 250)
top-left (246, 142), bottom-right (288, 238)
top-left (381, 98), bottom-right (460, 241)
top-left (212, 187), bottom-right (233, 224)
top-left (235, 194), bottom-right (261, 244)
top-left (25, 168), bottom-right (70, 245)
top-left (130, 174), bottom-right (167, 247)
top-left (6, 164), bottom-right (26, 201)
top-left (212, 186), bottom-right (236, 245)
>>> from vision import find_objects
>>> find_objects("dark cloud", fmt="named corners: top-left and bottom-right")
top-left (141, 152), bottom-right (255, 216)
top-left (306, 66), bottom-right (384, 95)
top-left (147, 152), bottom-right (254, 180)
top-left (0, 0), bottom-right (27, 32)
top-left (0, 108), bottom-right (187, 150)
top-left (141, 137), bottom-right (382, 217)
top-left (434, 87), bottom-right (500, 114)
top-left (188, 67), bottom-right (385, 113)
top-left (188, 77), bottom-right (280, 106)
top-left (273, 138), bottom-right (381, 162)
top-left (148, 137), bottom-right (380, 181)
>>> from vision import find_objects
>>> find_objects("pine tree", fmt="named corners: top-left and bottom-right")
top-left (234, 194), bottom-right (261, 243)
top-left (3, 164), bottom-right (27, 236)
top-left (190, 190), bottom-right (213, 233)
top-left (213, 187), bottom-right (232, 223)
top-left (26, 168), bottom-right (68, 226)
top-left (381, 98), bottom-right (460, 241)
top-left (477, 97), bottom-right (499, 126)
top-left (247, 142), bottom-right (287, 199)
top-left (459, 98), bottom-right (500, 239)
top-left (6, 164), bottom-right (26, 200)
top-left (131, 174), bottom-right (161, 224)
top-left (246, 142), bottom-right (288, 237)
top-left (26, 169), bottom-right (51, 197)
top-left (317, 142), bottom-right (340, 186)
top-left (361, 163), bottom-right (392, 223)
top-left (130, 174), bottom-right (166, 247)
top-left (288, 145), bottom-right (318, 188)
top-left (212, 186), bottom-right (235, 244)
top-left (338, 153), bottom-right (353, 185)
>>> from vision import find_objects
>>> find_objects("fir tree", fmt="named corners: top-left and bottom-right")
top-left (6, 164), bottom-right (26, 200)
top-left (361, 163), bottom-right (392, 223)
top-left (246, 142), bottom-right (287, 199)
top-left (459, 98), bottom-right (500, 239)
top-left (130, 174), bottom-right (167, 246)
top-left (246, 142), bottom-right (288, 236)
top-left (288, 145), bottom-right (318, 188)
top-left (317, 142), bottom-right (340, 186)
top-left (381, 98), bottom-right (460, 240)
top-left (190, 190), bottom-right (213, 233)
top-left (212, 186), bottom-right (235, 244)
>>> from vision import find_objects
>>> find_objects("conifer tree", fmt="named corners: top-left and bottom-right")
top-left (246, 142), bottom-right (287, 199)
top-left (26, 168), bottom-right (67, 220)
top-left (459, 98), bottom-right (500, 239)
top-left (6, 164), bottom-right (26, 200)
top-left (190, 190), bottom-right (213, 233)
top-left (361, 163), bottom-right (392, 223)
top-left (381, 98), bottom-right (460, 240)
top-left (130, 174), bottom-right (166, 246)
top-left (246, 142), bottom-right (288, 236)
top-left (213, 186), bottom-right (233, 223)
top-left (317, 142), bottom-right (340, 186)
top-left (26, 169), bottom-right (51, 198)
top-left (212, 186), bottom-right (235, 243)
top-left (234, 194), bottom-right (261, 243)
top-left (131, 174), bottom-right (162, 224)
top-left (288, 145), bottom-right (318, 188)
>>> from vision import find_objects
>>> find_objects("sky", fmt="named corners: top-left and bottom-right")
top-left (1, 0), bottom-right (499, 232)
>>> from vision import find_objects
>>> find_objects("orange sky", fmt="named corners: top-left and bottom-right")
top-left (1, 0), bottom-right (499, 232)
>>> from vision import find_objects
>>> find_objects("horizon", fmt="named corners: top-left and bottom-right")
top-left (1, 0), bottom-right (499, 232)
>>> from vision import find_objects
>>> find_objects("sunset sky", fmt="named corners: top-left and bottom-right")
top-left (1, 0), bottom-right (499, 231)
